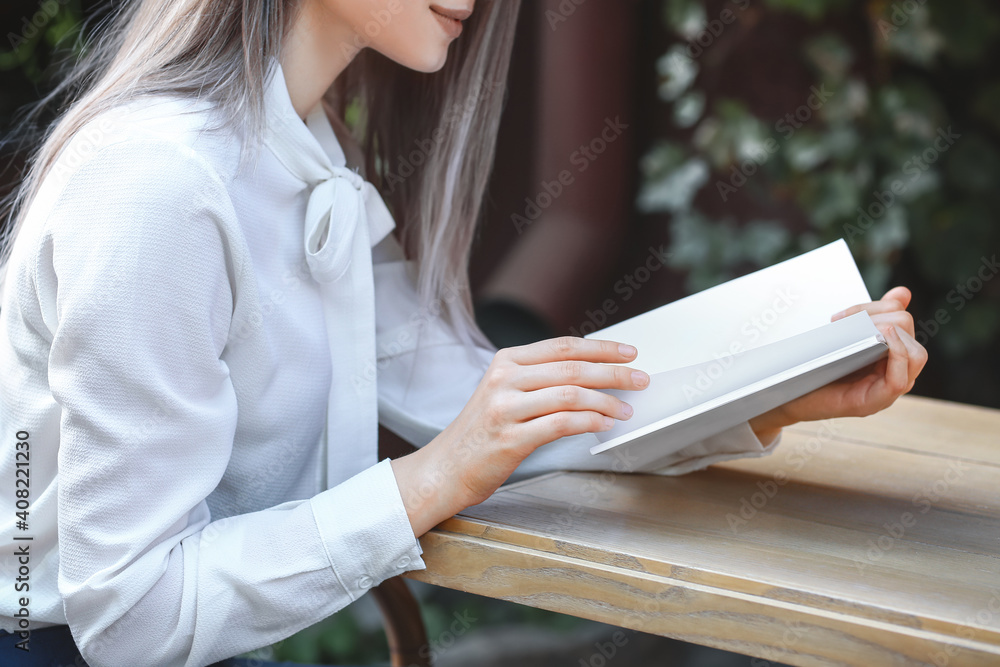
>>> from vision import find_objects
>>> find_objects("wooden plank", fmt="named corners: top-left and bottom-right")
top-left (779, 395), bottom-right (1000, 464)
top-left (409, 395), bottom-right (1000, 666)
top-left (408, 530), bottom-right (1000, 666)
top-left (714, 425), bottom-right (998, 516)
top-left (428, 466), bottom-right (1000, 634)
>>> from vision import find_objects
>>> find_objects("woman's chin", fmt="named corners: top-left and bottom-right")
top-left (383, 45), bottom-right (450, 74)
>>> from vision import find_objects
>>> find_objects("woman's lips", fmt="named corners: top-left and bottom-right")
top-left (430, 5), bottom-right (472, 20)
top-left (430, 5), bottom-right (470, 38)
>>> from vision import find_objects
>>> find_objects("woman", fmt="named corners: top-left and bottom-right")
top-left (0, 1), bottom-right (927, 665)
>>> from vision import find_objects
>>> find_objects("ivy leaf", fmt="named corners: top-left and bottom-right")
top-left (637, 157), bottom-right (710, 213)
top-left (880, 4), bottom-right (944, 66)
top-left (673, 91), bottom-right (706, 128)
top-left (656, 45), bottom-right (699, 102)
top-left (664, 0), bottom-right (707, 39)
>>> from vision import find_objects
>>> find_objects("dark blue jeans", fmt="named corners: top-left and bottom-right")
top-left (0, 625), bottom-right (340, 666)
top-left (0, 625), bottom-right (89, 666)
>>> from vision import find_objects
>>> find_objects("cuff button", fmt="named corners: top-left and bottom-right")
top-left (357, 575), bottom-right (373, 590)
top-left (396, 556), bottom-right (411, 568)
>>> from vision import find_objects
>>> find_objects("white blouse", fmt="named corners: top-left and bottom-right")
top-left (0, 62), bottom-right (780, 667)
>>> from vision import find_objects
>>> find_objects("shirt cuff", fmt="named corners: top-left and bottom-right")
top-left (648, 420), bottom-right (783, 476)
top-left (309, 458), bottom-right (426, 601)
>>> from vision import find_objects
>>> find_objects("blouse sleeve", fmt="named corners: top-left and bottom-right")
top-left (44, 138), bottom-right (421, 667)
top-left (372, 233), bottom-right (782, 486)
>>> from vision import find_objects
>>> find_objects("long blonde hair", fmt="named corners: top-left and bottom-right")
top-left (0, 0), bottom-right (521, 349)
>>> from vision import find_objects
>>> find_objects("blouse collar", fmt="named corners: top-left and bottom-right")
top-left (261, 58), bottom-right (396, 252)
top-left (263, 59), bottom-right (347, 174)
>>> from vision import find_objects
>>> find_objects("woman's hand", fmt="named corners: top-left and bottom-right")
top-left (749, 286), bottom-right (929, 440)
top-left (390, 336), bottom-right (647, 537)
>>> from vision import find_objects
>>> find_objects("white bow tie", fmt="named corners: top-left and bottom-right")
top-left (263, 64), bottom-right (396, 488)
top-left (303, 164), bottom-right (395, 283)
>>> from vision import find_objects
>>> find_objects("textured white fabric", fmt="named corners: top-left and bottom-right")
top-left (263, 73), bottom-right (397, 486)
top-left (0, 61), bottom-right (780, 667)
top-left (0, 65), bottom-right (423, 667)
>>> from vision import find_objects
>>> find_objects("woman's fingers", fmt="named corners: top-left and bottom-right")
top-left (507, 385), bottom-right (634, 423)
top-left (831, 285), bottom-right (913, 322)
top-left (881, 285), bottom-right (912, 308)
top-left (833, 299), bottom-right (907, 321)
top-left (503, 336), bottom-right (637, 366)
top-left (512, 359), bottom-right (650, 392)
top-left (869, 310), bottom-right (916, 338)
top-left (512, 410), bottom-right (616, 452)
top-left (895, 326), bottom-right (929, 392)
top-left (864, 325), bottom-right (910, 412)
top-left (881, 325), bottom-right (911, 395)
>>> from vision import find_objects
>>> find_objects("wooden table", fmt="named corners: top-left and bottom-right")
top-left (405, 395), bottom-right (1000, 666)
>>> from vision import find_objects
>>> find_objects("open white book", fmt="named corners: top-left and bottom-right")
top-left (586, 239), bottom-right (888, 461)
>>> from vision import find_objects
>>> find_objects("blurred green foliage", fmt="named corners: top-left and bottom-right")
top-left (0, 0), bottom-right (84, 79)
top-left (262, 586), bottom-right (586, 664)
top-left (640, 0), bottom-right (1000, 360)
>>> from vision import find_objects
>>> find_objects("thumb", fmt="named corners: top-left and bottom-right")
top-left (880, 285), bottom-right (912, 309)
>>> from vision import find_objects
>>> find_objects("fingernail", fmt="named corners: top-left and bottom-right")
top-left (618, 343), bottom-right (637, 357)
top-left (621, 402), bottom-right (633, 417)
top-left (632, 370), bottom-right (649, 387)
top-left (603, 416), bottom-right (615, 429)
top-left (831, 310), bottom-right (845, 321)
